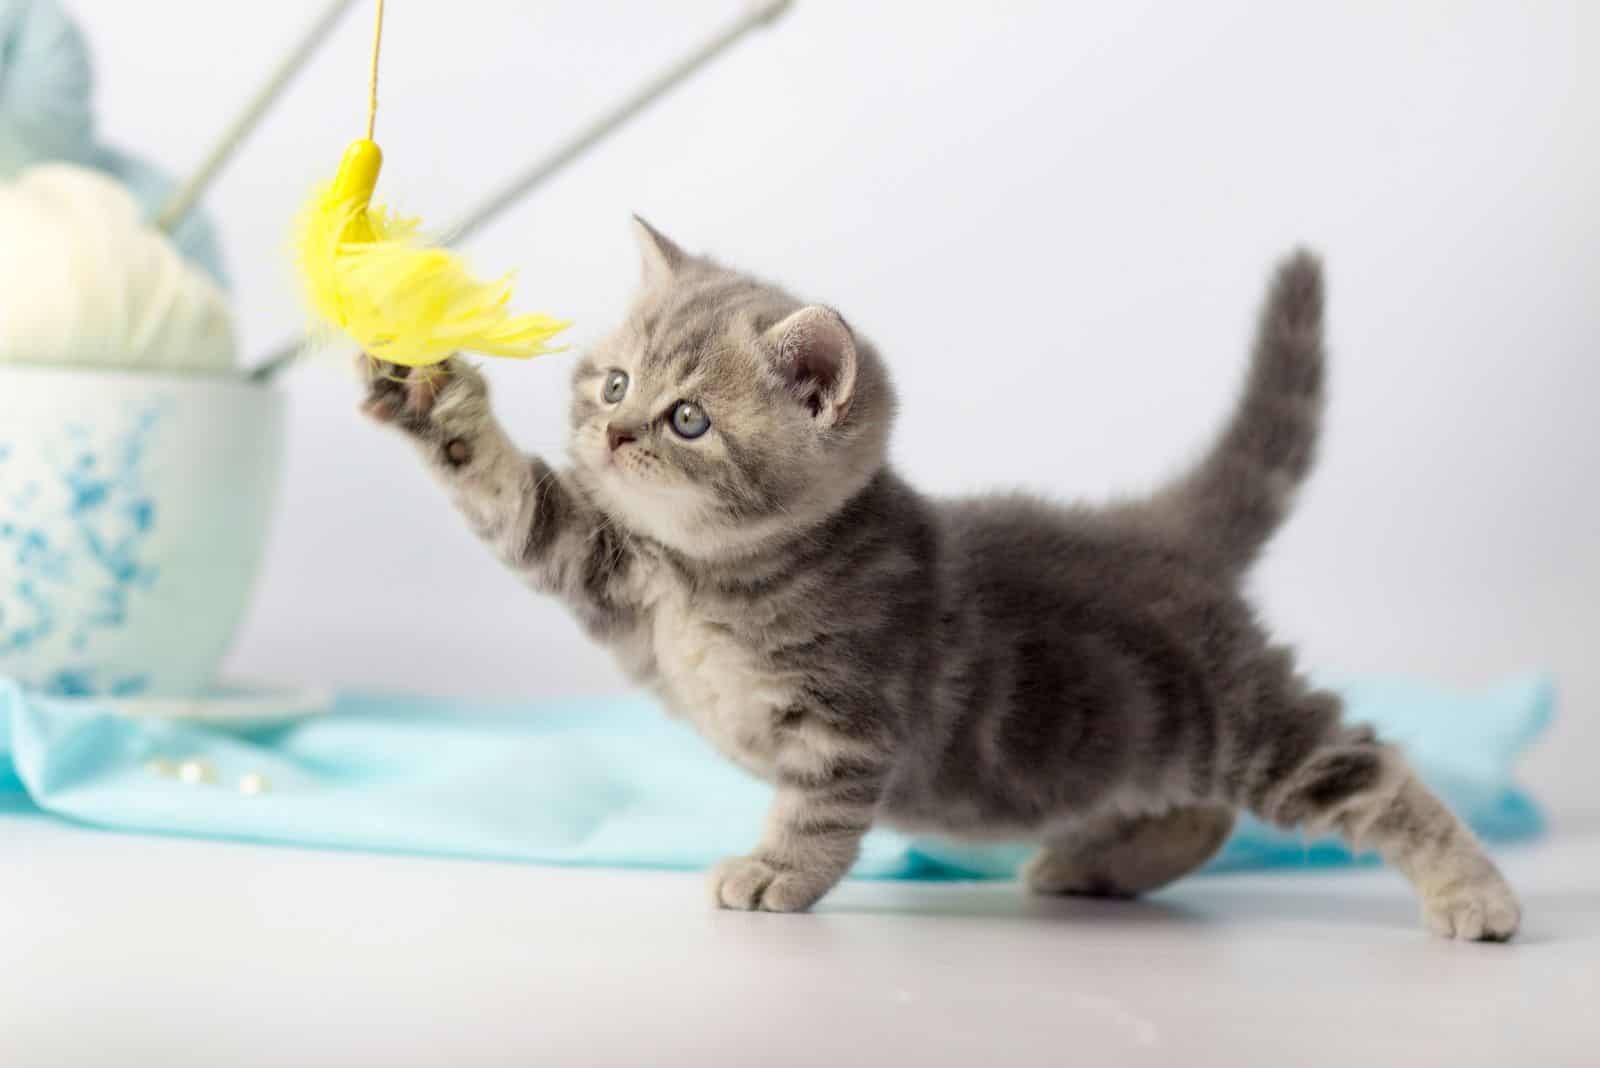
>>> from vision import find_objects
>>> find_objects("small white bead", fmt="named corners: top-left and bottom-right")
top-left (238, 772), bottom-right (271, 796)
top-left (178, 758), bottom-right (217, 785)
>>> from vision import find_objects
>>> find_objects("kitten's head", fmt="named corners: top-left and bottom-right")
top-left (569, 218), bottom-right (895, 559)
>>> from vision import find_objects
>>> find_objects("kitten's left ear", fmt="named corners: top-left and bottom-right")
top-left (762, 306), bottom-right (858, 427)
top-left (632, 215), bottom-right (686, 287)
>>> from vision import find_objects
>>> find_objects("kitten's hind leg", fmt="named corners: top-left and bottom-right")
top-left (1024, 804), bottom-right (1236, 899)
top-left (1233, 686), bottom-right (1521, 941)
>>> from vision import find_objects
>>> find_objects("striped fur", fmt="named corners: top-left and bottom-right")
top-left (361, 226), bottom-right (1519, 939)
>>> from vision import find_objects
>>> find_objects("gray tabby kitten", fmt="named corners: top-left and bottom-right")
top-left (361, 219), bottom-right (1520, 940)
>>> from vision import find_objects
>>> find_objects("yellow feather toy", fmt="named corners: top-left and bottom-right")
top-left (294, 1), bottom-right (568, 368)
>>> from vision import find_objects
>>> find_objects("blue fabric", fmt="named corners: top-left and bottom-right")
top-left (0, 674), bottom-right (1552, 879)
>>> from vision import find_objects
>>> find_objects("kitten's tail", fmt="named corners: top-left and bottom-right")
top-left (1152, 250), bottom-right (1326, 578)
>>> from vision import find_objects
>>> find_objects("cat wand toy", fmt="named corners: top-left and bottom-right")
top-left (275, 0), bottom-right (800, 378)
top-left (294, 0), bottom-right (569, 369)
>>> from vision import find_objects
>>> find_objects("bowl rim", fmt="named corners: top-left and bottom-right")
top-left (0, 360), bottom-right (282, 396)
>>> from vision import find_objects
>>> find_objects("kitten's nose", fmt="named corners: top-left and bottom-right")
top-left (606, 424), bottom-right (637, 452)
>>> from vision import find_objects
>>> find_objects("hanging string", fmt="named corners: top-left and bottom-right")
top-left (366, 0), bottom-right (385, 140)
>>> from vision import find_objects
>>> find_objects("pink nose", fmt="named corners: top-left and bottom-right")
top-left (607, 425), bottom-right (636, 452)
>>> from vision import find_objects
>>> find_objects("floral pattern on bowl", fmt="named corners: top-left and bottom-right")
top-left (0, 365), bottom-right (284, 697)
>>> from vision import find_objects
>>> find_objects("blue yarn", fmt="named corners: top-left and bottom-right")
top-left (0, 0), bottom-right (96, 174)
top-left (0, 0), bottom-right (229, 288)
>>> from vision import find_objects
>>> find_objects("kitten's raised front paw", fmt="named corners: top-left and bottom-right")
top-left (708, 855), bottom-right (832, 913)
top-left (358, 356), bottom-right (485, 430)
top-left (1421, 872), bottom-right (1522, 942)
top-left (359, 358), bottom-right (443, 424)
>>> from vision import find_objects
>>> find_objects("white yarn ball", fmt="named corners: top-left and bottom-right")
top-left (0, 163), bottom-right (236, 372)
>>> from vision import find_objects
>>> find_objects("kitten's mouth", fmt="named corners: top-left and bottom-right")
top-left (604, 444), bottom-right (653, 475)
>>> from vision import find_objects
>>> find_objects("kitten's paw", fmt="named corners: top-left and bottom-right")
top-left (1022, 847), bottom-right (1133, 899)
top-left (708, 855), bottom-right (831, 913)
top-left (358, 356), bottom-right (483, 431)
top-left (1421, 871), bottom-right (1521, 942)
top-left (359, 359), bottom-right (437, 423)
top-left (1023, 806), bottom-right (1235, 899)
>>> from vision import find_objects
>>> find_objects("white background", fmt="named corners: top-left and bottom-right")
top-left (83, 1), bottom-right (1596, 811)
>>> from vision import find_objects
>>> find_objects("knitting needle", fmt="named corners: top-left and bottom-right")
top-left (444, 0), bottom-right (793, 247)
top-left (156, 0), bottom-right (361, 234)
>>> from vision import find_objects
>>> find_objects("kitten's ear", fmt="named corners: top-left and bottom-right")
top-left (631, 215), bottom-right (686, 287)
top-left (762, 306), bottom-right (859, 427)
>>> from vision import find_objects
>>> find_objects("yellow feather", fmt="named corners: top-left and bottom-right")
top-left (295, 139), bottom-right (569, 367)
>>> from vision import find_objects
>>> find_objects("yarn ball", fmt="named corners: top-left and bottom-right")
top-left (94, 144), bottom-right (229, 288)
top-left (0, 163), bottom-right (237, 372)
top-left (0, 0), bottom-right (97, 177)
top-left (0, 1), bottom-right (229, 288)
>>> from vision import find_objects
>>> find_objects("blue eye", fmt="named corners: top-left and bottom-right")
top-left (603, 370), bottom-right (629, 403)
top-left (670, 401), bottom-right (710, 439)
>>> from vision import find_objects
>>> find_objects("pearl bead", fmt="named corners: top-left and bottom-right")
top-left (238, 772), bottom-right (271, 796)
top-left (144, 757), bottom-right (177, 777)
top-left (178, 758), bottom-right (217, 785)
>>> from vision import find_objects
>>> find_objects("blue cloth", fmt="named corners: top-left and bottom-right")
top-left (0, 675), bottom-right (1552, 879)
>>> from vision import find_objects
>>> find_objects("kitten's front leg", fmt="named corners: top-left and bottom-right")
top-left (360, 358), bottom-right (634, 629)
top-left (359, 356), bottom-right (515, 529)
top-left (361, 357), bottom-right (540, 560)
top-left (711, 760), bottom-right (886, 913)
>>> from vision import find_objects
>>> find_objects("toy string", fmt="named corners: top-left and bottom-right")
top-left (366, 0), bottom-right (385, 140)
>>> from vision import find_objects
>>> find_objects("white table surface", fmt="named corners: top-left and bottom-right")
top-left (4, 809), bottom-right (1597, 1067)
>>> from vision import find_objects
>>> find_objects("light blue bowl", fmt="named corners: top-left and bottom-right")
top-left (0, 364), bottom-right (284, 697)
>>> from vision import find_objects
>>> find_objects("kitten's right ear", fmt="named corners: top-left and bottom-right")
top-left (632, 215), bottom-right (686, 287)
top-left (761, 305), bottom-right (859, 428)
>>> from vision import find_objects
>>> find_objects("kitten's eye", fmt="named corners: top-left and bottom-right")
top-left (602, 370), bottom-right (629, 404)
top-left (670, 401), bottom-right (710, 440)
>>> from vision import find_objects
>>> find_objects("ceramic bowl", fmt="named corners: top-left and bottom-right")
top-left (0, 364), bottom-right (284, 696)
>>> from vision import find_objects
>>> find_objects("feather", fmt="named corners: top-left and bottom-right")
top-left (294, 139), bottom-right (568, 367)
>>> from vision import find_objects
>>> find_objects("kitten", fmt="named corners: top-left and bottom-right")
top-left (361, 218), bottom-right (1521, 940)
